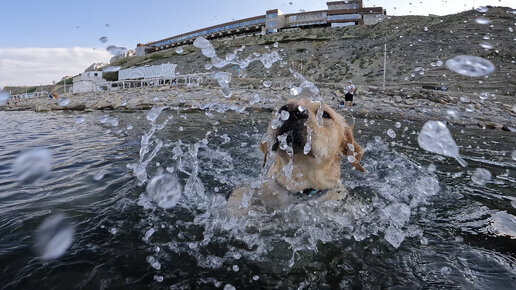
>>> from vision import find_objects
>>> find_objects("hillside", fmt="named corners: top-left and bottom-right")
top-left (110, 7), bottom-right (515, 100)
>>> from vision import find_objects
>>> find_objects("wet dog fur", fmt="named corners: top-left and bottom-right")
top-left (228, 98), bottom-right (365, 212)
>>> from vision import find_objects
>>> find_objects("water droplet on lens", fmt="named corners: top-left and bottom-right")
top-left (34, 214), bottom-right (75, 260)
top-left (205, 63), bottom-right (213, 70)
top-left (106, 45), bottom-right (128, 55)
top-left (13, 148), bottom-right (53, 184)
top-left (476, 6), bottom-right (489, 13)
top-left (395, 122), bottom-right (401, 128)
top-left (175, 47), bottom-right (184, 54)
top-left (263, 80), bottom-right (272, 88)
top-left (387, 129), bottom-right (396, 138)
top-left (445, 55), bottom-right (495, 77)
top-left (0, 90), bottom-right (11, 105)
top-left (99, 36), bottom-right (108, 43)
top-left (58, 97), bottom-right (70, 106)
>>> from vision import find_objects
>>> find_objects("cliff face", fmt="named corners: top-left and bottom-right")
top-left (111, 7), bottom-right (515, 101)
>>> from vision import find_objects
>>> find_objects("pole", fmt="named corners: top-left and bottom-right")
top-left (383, 44), bottom-right (386, 90)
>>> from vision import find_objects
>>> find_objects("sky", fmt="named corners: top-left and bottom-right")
top-left (1, 0), bottom-right (514, 87)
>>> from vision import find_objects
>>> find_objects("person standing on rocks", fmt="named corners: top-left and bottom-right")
top-left (344, 80), bottom-right (356, 109)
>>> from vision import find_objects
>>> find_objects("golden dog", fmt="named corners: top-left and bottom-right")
top-left (228, 98), bottom-right (365, 211)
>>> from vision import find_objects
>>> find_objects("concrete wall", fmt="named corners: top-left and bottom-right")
top-left (73, 80), bottom-right (96, 93)
top-left (119, 63), bottom-right (177, 80)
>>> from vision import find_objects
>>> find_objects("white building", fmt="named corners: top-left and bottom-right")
top-left (72, 71), bottom-right (105, 93)
top-left (118, 63), bottom-right (177, 80)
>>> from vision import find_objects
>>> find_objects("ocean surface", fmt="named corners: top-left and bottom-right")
top-left (0, 108), bottom-right (515, 289)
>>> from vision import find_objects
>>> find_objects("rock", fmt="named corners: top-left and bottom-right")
top-left (334, 90), bottom-right (344, 97)
top-left (394, 96), bottom-right (403, 103)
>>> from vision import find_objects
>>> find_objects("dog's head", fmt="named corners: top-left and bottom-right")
top-left (261, 98), bottom-right (365, 190)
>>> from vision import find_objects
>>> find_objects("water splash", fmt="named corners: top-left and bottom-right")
top-left (175, 47), bottom-right (184, 54)
top-left (417, 121), bottom-right (467, 167)
top-left (127, 106), bottom-right (173, 185)
top-left (34, 214), bottom-right (75, 260)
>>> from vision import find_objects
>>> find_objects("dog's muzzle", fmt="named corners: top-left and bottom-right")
top-left (272, 104), bottom-right (308, 152)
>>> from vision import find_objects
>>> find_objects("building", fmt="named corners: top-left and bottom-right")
top-left (72, 71), bottom-right (105, 93)
top-left (118, 63), bottom-right (177, 80)
top-left (140, 1), bottom-right (385, 53)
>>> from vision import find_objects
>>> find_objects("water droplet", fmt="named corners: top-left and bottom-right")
top-left (58, 97), bottom-right (70, 106)
top-left (146, 256), bottom-right (161, 270)
top-left (253, 275), bottom-right (260, 281)
top-left (479, 41), bottom-right (493, 50)
top-left (263, 80), bottom-right (272, 88)
top-left (126, 125), bottom-right (133, 130)
top-left (175, 47), bottom-right (184, 54)
top-left (280, 110), bottom-right (290, 121)
top-left (273, 42), bottom-right (279, 48)
top-left (512, 150), bottom-right (516, 161)
top-left (471, 168), bottom-right (491, 186)
top-left (424, 27), bottom-right (428, 31)
top-left (153, 275), bottom-right (163, 282)
top-left (99, 36), bottom-right (108, 43)
top-left (232, 265), bottom-right (239, 272)
top-left (417, 121), bottom-right (467, 167)
top-left (0, 90), bottom-right (11, 105)
top-left (347, 155), bottom-right (356, 163)
top-left (440, 266), bottom-right (452, 275)
top-left (106, 45), bottom-right (128, 55)
top-left (224, 284), bottom-right (236, 290)
top-left (475, 17), bottom-right (491, 25)
top-left (387, 129), bottom-right (396, 138)
top-left (445, 55), bottom-right (495, 77)
top-left (459, 96), bottom-right (470, 103)
top-left (193, 37), bottom-right (216, 58)
top-left (205, 64), bottom-right (213, 70)
top-left (13, 148), bottom-right (53, 184)
top-left (446, 109), bottom-right (460, 119)
top-left (146, 173), bottom-right (182, 209)
top-left (290, 87), bottom-right (302, 96)
top-left (417, 177), bottom-right (440, 195)
top-left (395, 122), bottom-right (402, 128)
top-left (34, 214), bottom-right (75, 260)
top-left (146, 106), bottom-right (165, 122)
top-left (435, 60), bottom-right (443, 67)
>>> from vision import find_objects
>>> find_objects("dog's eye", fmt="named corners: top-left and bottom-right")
top-left (322, 111), bottom-right (331, 119)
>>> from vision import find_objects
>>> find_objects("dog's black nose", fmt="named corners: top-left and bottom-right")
top-left (279, 104), bottom-right (308, 121)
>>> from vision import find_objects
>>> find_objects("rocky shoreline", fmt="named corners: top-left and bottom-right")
top-left (2, 80), bottom-right (515, 131)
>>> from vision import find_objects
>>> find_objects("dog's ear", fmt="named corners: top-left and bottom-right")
top-left (342, 126), bottom-right (366, 172)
